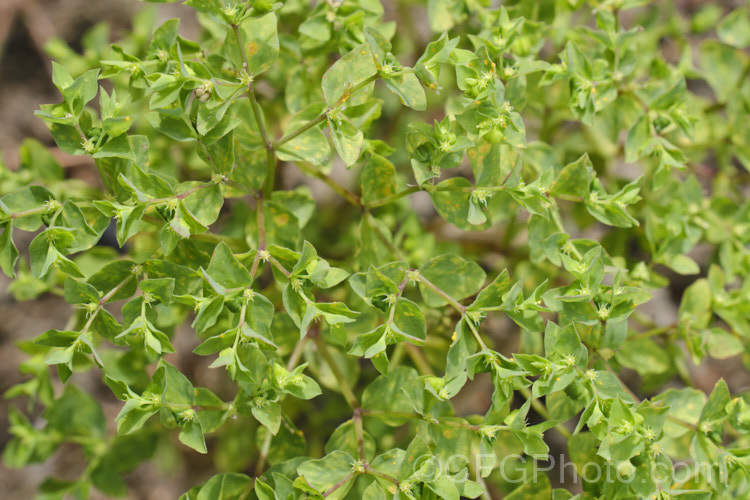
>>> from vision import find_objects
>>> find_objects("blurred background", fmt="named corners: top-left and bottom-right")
top-left (0, 2), bottom-right (203, 497)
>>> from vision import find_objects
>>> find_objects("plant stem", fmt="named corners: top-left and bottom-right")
top-left (362, 409), bottom-right (484, 431)
top-left (518, 386), bottom-right (572, 439)
top-left (367, 183), bottom-right (517, 210)
top-left (249, 251), bottom-right (262, 280)
top-left (287, 334), bottom-right (310, 371)
top-left (254, 333), bottom-right (311, 477)
top-left (274, 112), bottom-right (329, 148)
top-left (417, 275), bottom-right (466, 314)
top-left (323, 472), bottom-right (357, 497)
top-left (550, 204), bottom-right (582, 259)
top-left (99, 274), bottom-right (136, 305)
top-left (10, 205), bottom-right (49, 220)
top-left (314, 334), bottom-right (359, 409)
top-left (353, 408), bottom-right (366, 461)
top-left (254, 435), bottom-right (272, 477)
top-left (80, 308), bottom-right (101, 334)
top-left (366, 185), bottom-right (420, 208)
top-left (268, 256), bottom-right (291, 278)
top-left (633, 324), bottom-right (678, 340)
top-left (463, 316), bottom-right (489, 351)
top-left (273, 75), bottom-right (378, 149)
top-left (146, 181), bottom-right (216, 205)
top-left (364, 465), bottom-right (399, 486)
top-left (296, 162), bottom-right (361, 207)
top-left (262, 143), bottom-right (276, 198)
top-left (405, 343), bottom-right (434, 376)
top-left (366, 212), bottom-right (407, 262)
top-left (256, 193), bottom-right (266, 250)
top-left (231, 23), bottom-right (276, 198)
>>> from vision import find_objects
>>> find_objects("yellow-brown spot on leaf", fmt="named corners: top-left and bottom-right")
top-left (275, 214), bottom-right (290, 225)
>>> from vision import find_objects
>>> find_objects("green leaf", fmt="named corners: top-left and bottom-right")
top-left (35, 329), bottom-right (80, 348)
top-left (88, 260), bottom-right (138, 302)
top-left (179, 418), bottom-right (207, 454)
top-left (361, 154), bottom-right (397, 205)
top-left (384, 71), bottom-right (426, 110)
top-left (362, 366), bottom-right (418, 425)
top-left (419, 254), bottom-right (486, 308)
top-left (93, 134), bottom-right (135, 161)
top-left (244, 294), bottom-right (276, 347)
top-left (362, 482), bottom-right (387, 500)
top-left (0, 223), bottom-right (19, 278)
top-left (254, 479), bottom-right (276, 500)
top-left (192, 295), bottom-right (224, 334)
top-left (51, 61), bottom-right (74, 94)
top-left (679, 278), bottom-right (712, 328)
top-left (29, 228), bottom-right (82, 278)
top-left (45, 385), bottom-right (106, 437)
top-left (430, 177), bottom-right (491, 231)
top-left (470, 270), bottom-right (510, 310)
top-left (427, 0), bottom-right (461, 31)
top-left (205, 242), bottom-right (251, 289)
top-left (705, 328), bottom-right (744, 359)
top-left (252, 401), bottom-right (281, 435)
top-left (693, 380), bottom-right (729, 446)
top-left (625, 114), bottom-right (652, 163)
top-left (156, 360), bottom-right (195, 406)
top-left (699, 40), bottom-right (749, 102)
top-left (328, 115), bottom-right (363, 167)
top-left (616, 338), bottom-right (671, 375)
top-left (195, 473), bottom-right (251, 500)
top-left (1, 185), bottom-right (54, 231)
top-left (64, 277), bottom-right (101, 304)
top-left (276, 102), bottom-right (331, 167)
top-left (18, 138), bottom-right (63, 180)
top-left (717, 8), bottom-right (750, 49)
top-left (321, 43), bottom-right (377, 107)
top-left (391, 297), bottom-right (426, 344)
top-left (146, 109), bottom-right (196, 142)
top-left (238, 13), bottom-right (279, 76)
top-left (550, 154), bottom-right (592, 200)
top-left (61, 69), bottom-right (100, 117)
top-left (115, 399), bottom-right (159, 435)
top-left (325, 420), bottom-right (376, 460)
top-left (505, 472), bottom-right (552, 499)
top-left (415, 32), bottom-right (459, 89)
top-left (666, 253), bottom-right (700, 275)
top-left (397, 435), bottom-right (431, 480)
top-left (296, 451), bottom-right (356, 499)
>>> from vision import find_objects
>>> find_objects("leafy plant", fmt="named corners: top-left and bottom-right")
top-left (3, 0), bottom-right (750, 498)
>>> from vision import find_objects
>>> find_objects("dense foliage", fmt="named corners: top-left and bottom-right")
top-left (2, 0), bottom-right (750, 498)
